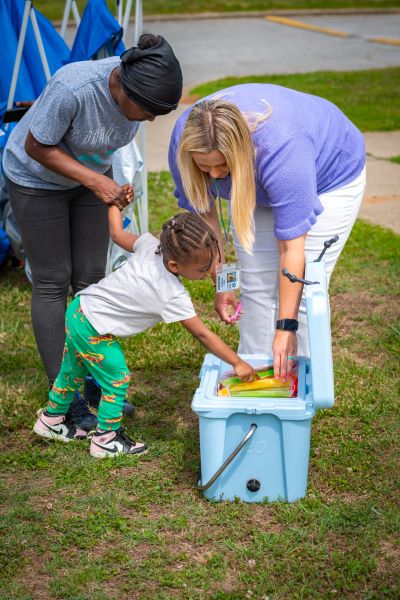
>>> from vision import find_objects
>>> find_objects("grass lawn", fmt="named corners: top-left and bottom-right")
top-left (0, 171), bottom-right (399, 599)
top-left (189, 68), bottom-right (400, 132)
top-left (35, 1), bottom-right (400, 21)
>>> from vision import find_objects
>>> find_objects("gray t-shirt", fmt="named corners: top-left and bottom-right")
top-left (78, 233), bottom-right (196, 337)
top-left (3, 57), bottom-right (139, 190)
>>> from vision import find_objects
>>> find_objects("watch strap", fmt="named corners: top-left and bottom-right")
top-left (276, 318), bottom-right (299, 332)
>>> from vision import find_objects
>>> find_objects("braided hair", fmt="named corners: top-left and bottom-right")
top-left (156, 212), bottom-right (220, 266)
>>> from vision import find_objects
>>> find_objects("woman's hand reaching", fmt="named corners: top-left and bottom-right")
top-left (272, 330), bottom-right (297, 381)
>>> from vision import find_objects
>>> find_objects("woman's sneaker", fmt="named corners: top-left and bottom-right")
top-left (33, 410), bottom-right (88, 442)
top-left (90, 428), bottom-right (147, 458)
top-left (67, 392), bottom-right (98, 431)
top-left (84, 376), bottom-right (135, 416)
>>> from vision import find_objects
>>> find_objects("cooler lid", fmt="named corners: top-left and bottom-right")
top-left (305, 260), bottom-right (335, 409)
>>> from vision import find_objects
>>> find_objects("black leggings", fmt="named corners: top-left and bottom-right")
top-left (7, 177), bottom-right (109, 384)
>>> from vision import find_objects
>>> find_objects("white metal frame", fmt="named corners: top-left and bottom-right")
top-left (115, 0), bottom-right (147, 233)
top-left (129, 0), bottom-right (147, 233)
top-left (7, 0), bottom-right (51, 111)
top-left (60, 0), bottom-right (80, 39)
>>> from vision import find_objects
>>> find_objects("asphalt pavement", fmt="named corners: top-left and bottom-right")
top-left (139, 12), bottom-right (400, 234)
top-left (64, 11), bottom-right (400, 233)
top-left (62, 12), bottom-right (400, 87)
top-left (130, 12), bottom-right (400, 87)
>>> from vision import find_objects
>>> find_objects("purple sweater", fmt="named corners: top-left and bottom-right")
top-left (168, 84), bottom-right (365, 240)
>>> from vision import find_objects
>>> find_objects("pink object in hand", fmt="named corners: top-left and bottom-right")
top-left (230, 302), bottom-right (243, 323)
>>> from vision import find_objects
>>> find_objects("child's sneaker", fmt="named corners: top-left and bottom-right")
top-left (89, 428), bottom-right (147, 458)
top-left (33, 410), bottom-right (88, 442)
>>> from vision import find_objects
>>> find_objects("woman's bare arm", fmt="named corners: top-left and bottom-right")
top-left (273, 234), bottom-right (306, 380)
top-left (25, 131), bottom-right (132, 209)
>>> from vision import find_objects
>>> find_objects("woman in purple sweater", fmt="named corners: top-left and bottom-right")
top-left (168, 84), bottom-right (366, 379)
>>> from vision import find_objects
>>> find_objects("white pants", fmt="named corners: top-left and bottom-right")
top-left (232, 167), bottom-right (366, 357)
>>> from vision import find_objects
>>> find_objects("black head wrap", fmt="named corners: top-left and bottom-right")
top-left (120, 36), bottom-right (183, 116)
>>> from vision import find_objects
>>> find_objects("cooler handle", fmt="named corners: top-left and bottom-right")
top-left (197, 423), bottom-right (257, 491)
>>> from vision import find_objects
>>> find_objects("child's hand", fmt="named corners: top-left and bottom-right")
top-left (89, 176), bottom-right (133, 209)
top-left (232, 359), bottom-right (259, 383)
top-left (121, 184), bottom-right (134, 204)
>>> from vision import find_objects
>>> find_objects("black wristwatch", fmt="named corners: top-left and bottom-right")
top-left (276, 319), bottom-right (298, 332)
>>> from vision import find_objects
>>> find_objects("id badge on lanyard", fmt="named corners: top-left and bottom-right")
top-left (215, 262), bottom-right (240, 293)
top-left (214, 179), bottom-right (240, 294)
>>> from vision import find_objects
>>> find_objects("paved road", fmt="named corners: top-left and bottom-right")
top-left (129, 13), bottom-right (400, 89)
top-left (63, 13), bottom-right (400, 232)
top-left (64, 13), bottom-right (400, 89)
top-left (294, 13), bottom-right (400, 39)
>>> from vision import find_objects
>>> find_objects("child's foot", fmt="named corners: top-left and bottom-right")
top-left (89, 428), bottom-right (147, 458)
top-left (33, 410), bottom-right (88, 442)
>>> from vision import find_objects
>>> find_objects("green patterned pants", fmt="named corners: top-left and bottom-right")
top-left (47, 296), bottom-right (130, 431)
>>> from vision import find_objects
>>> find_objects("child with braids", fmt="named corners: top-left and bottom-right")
top-left (33, 208), bottom-right (257, 458)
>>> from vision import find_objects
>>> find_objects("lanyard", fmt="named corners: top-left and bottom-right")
top-left (214, 179), bottom-right (230, 246)
top-left (213, 179), bottom-right (241, 295)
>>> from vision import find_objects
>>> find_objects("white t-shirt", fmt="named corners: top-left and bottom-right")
top-left (78, 233), bottom-right (196, 336)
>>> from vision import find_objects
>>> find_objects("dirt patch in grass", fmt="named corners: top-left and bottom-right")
top-left (1, 469), bottom-right (54, 496)
top-left (94, 577), bottom-right (151, 600)
top-left (331, 291), bottom-right (399, 363)
top-left (332, 291), bottom-right (399, 319)
top-left (0, 427), bottom-right (35, 449)
top-left (376, 539), bottom-right (400, 575)
top-left (87, 535), bottom-right (154, 565)
top-left (12, 549), bottom-right (54, 600)
top-left (138, 501), bottom-right (286, 552)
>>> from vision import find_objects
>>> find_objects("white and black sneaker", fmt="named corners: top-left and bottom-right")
top-left (90, 428), bottom-right (147, 459)
top-left (33, 410), bottom-right (88, 442)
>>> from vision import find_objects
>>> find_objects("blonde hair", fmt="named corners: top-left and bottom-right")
top-left (177, 98), bottom-right (268, 253)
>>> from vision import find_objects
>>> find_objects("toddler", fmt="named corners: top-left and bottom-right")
top-left (33, 208), bottom-right (256, 458)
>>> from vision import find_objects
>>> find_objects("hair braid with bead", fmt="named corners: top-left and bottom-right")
top-left (155, 212), bottom-right (220, 265)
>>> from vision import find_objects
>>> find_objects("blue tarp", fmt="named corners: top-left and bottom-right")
top-left (69, 0), bottom-right (124, 62)
top-left (0, 0), bottom-right (126, 265)
top-left (0, 0), bottom-right (125, 125)
top-left (0, 0), bottom-right (69, 121)
top-left (0, 226), bottom-right (11, 264)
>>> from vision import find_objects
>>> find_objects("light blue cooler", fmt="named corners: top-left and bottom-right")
top-left (192, 259), bottom-right (335, 503)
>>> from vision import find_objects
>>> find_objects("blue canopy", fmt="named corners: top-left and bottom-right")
top-left (1, 0), bottom-right (125, 125)
top-left (69, 0), bottom-right (125, 62)
top-left (0, 0), bottom-right (69, 120)
top-left (0, 0), bottom-right (145, 267)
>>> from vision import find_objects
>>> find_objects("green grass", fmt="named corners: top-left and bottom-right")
top-left (0, 171), bottom-right (399, 599)
top-left (390, 155), bottom-right (400, 164)
top-left (34, 1), bottom-right (400, 21)
top-left (190, 67), bottom-right (400, 132)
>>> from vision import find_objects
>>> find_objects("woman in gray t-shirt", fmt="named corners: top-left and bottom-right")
top-left (3, 33), bottom-right (182, 423)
